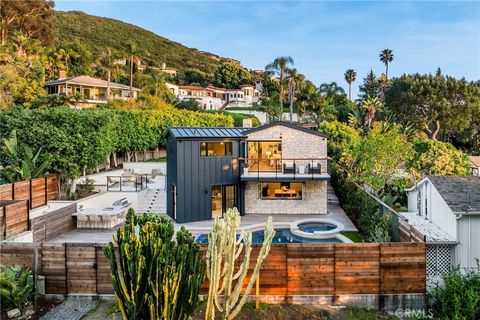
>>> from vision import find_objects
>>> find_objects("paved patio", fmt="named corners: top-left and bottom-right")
top-left (49, 202), bottom-right (357, 243)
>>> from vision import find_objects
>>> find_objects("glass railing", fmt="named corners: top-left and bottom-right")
top-left (106, 174), bottom-right (148, 192)
top-left (240, 158), bottom-right (330, 179)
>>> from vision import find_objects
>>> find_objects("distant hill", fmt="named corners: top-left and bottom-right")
top-left (52, 11), bottom-right (225, 75)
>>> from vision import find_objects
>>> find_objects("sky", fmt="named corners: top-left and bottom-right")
top-left (55, 1), bottom-right (480, 97)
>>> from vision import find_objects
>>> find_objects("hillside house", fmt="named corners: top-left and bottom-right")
top-left (166, 83), bottom-right (260, 110)
top-left (470, 156), bottom-right (480, 176)
top-left (44, 73), bottom-right (140, 108)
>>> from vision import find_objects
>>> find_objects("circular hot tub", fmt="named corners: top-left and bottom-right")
top-left (298, 222), bottom-right (337, 233)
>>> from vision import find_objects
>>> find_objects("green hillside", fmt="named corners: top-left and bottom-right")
top-left (52, 11), bottom-right (224, 74)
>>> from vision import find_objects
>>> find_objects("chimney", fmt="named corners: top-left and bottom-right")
top-left (242, 118), bottom-right (253, 128)
top-left (58, 70), bottom-right (67, 79)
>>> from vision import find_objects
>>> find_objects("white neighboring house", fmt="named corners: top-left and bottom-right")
top-left (165, 83), bottom-right (260, 110)
top-left (404, 176), bottom-right (480, 269)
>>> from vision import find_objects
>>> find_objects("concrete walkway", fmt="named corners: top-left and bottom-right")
top-left (40, 297), bottom-right (97, 320)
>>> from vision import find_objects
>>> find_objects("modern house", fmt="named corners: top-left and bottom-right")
top-left (405, 176), bottom-right (480, 269)
top-left (470, 156), bottom-right (480, 176)
top-left (165, 83), bottom-right (260, 110)
top-left (44, 73), bottom-right (140, 107)
top-left (166, 122), bottom-right (330, 223)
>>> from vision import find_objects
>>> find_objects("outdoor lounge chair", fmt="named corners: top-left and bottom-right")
top-left (107, 177), bottom-right (119, 189)
top-left (308, 162), bottom-right (321, 174)
top-left (283, 162), bottom-right (296, 174)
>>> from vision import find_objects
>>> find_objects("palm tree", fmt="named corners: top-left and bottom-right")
top-left (126, 40), bottom-right (140, 98)
top-left (265, 56), bottom-right (294, 110)
top-left (98, 47), bottom-right (115, 100)
top-left (286, 68), bottom-right (304, 122)
top-left (362, 96), bottom-right (383, 129)
top-left (379, 48), bottom-right (394, 78)
top-left (344, 69), bottom-right (356, 101)
top-left (318, 82), bottom-right (345, 97)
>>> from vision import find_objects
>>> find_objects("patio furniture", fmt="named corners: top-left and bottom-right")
top-left (298, 164), bottom-right (306, 174)
top-left (88, 215), bottom-right (101, 228)
top-left (308, 162), bottom-right (321, 174)
top-left (283, 162), bottom-right (296, 174)
top-left (107, 176), bottom-right (119, 189)
top-left (101, 214), bottom-right (117, 229)
top-left (76, 213), bottom-right (88, 228)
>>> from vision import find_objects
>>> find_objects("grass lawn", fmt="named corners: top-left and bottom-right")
top-left (146, 157), bottom-right (166, 162)
top-left (340, 231), bottom-right (364, 243)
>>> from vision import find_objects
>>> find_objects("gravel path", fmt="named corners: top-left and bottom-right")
top-left (40, 297), bottom-right (98, 320)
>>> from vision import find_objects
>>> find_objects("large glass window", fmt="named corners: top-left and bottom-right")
top-left (258, 182), bottom-right (303, 200)
top-left (200, 142), bottom-right (233, 157)
top-left (247, 141), bottom-right (282, 171)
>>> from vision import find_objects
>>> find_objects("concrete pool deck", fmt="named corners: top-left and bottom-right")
top-left (49, 203), bottom-right (357, 243)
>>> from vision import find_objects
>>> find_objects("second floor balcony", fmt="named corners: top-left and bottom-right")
top-left (240, 157), bottom-right (330, 181)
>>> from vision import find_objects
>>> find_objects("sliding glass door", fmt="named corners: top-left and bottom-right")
top-left (211, 185), bottom-right (238, 219)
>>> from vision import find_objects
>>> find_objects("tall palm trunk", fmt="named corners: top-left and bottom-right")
top-left (385, 63), bottom-right (389, 78)
top-left (129, 54), bottom-right (134, 97)
top-left (107, 69), bottom-right (111, 100)
top-left (279, 71), bottom-right (284, 109)
top-left (348, 84), bottom-right (351, 101)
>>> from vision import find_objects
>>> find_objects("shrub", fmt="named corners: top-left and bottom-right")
top-left (0, 265), bottom-right (34, 310)
top-left (429, 263), bottom-right (480, 320)
top-left (103, 210), bottom-right (205, 320)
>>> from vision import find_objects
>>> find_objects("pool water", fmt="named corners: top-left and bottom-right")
top-left (196, 228), bottom-right (341, 244)
top-left (298, 222), bottom-right (337, 233)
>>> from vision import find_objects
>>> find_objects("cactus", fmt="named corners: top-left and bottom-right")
top-left (205, 208), bottom-right (275, 320)
top-left (103, 209), bottom-right (205, 320)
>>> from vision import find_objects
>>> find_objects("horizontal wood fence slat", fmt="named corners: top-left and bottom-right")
top-left (0, 175), bottom-right (58, 209)
top-left (0, 200), bottom-right (29, 238)
top-left (31, 203), bottom-right (77, 242)
top-left (0, 242), bottom-right (426, 296)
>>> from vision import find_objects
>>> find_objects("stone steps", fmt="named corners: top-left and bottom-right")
top-left (138, 188), bottom-right (166, 214)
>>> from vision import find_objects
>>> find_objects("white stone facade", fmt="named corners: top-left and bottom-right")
top-left (244, 180), bottom-right (328, 215)
top-left (245, 124), bottom-right (328, 170)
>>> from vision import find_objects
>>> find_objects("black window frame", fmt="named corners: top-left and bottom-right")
top-left (200, 141), bottom-right (233, 157)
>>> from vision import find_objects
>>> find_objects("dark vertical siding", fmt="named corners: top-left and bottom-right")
top-left (166, 135), bottom-right (177, 220)
top-left (167, 138), bottom-right (242, 223)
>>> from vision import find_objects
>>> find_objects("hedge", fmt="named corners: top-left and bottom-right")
top-left (0, 106), bottom-right (233, 179)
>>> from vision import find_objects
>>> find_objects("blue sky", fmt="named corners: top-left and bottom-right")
top-left (55, 1), bottom-right (479, 97)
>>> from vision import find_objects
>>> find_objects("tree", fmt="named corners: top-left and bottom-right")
top-left (379, 48), bottom-right (394, 78)
top-left (340, 123), bottom-right (412, 193)
top-left (0, 0), bottom-right (54, 46)
top-left (286, 68), bottom-right (304, 122)
top-left (344, 69), bottom-right (356, 100)
top-left (407, 140), bottom-right (470, 177)
top-left (126, 40), bottom-right (140, 98)
top-left (213, 61), bottom-right (252, 89)
top-left (385, 72), bottom-right (480, 140)
top-left (98, 47), bottom-right (116, 99)
top-left (265, 56), bottom-right (294, 110)
top-left (319, 82), bottom-right (345, 97)
top-left (359, 70), bottom-right (380, 99)
top-left (362, 96), bottom-right (383, 129)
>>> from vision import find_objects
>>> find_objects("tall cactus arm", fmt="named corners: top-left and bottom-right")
top-left (228, 217), bottom-right (274, 320)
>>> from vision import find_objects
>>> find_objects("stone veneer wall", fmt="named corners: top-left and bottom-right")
top-left (244, 180), bottom-right (327, 215)
top-left (245, 125), bottom-right (327, 159)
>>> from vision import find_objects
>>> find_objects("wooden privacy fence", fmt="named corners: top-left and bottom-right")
top-left (0, 175), bottom-right (59, 209)
top-left (0, 242), bottom-right (426, 296)
top-left (0, 200), bottom-right (29, 238)
top-left (30, 203), bottom-right (77, 242)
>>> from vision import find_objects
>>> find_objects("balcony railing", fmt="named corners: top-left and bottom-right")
top-left (106, 174), bottom-right (148, 192)
top-left (240, 158), bottom-right (330, 180)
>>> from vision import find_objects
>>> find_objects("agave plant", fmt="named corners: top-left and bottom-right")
top-left (0, 130), bottom-right (50, 182)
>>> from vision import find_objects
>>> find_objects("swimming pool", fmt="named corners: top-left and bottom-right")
top-left (196, 228), bottom-right (342, 244)
top-left (298, 222), bottom-right (337, 233)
